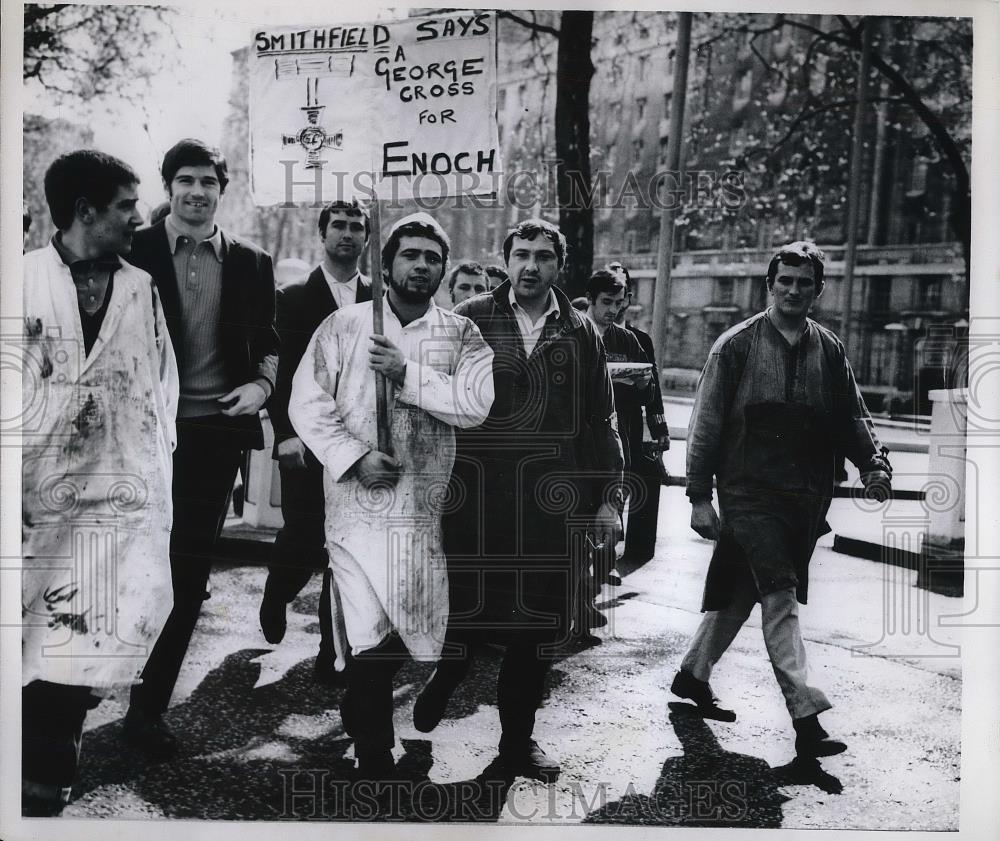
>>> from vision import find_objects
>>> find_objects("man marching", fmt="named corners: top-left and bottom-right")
top-left (22, 150), bottom-right (178, 814)
top-left (260, 200), bottom-right (372, 682)
top-left (288, 213), bottom-right (494, 782)
top-left (671, 241), bottom-right (891, 758)
top-left (416, 219), bottom-right (623, 781)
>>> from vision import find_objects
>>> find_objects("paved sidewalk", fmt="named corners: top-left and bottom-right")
top-left (67, 488), bottom-right (960, 828)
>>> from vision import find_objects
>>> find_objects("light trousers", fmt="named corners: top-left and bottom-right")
top-left (680, 585), bottom-right (831, 720)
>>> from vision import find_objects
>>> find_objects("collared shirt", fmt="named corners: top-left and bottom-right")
top-left (508, 285), bottom-right (560, 357)
top-left (51, 233), bottom-right (121, 355)
top-left (164, 215), bottom-right (231, 418)
top-left (320, 264), bottom-right (360, 311)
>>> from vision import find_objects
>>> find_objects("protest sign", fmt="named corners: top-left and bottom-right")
top-left (249, 10), bottom-right (501, 205)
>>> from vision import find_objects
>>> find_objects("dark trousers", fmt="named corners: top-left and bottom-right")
top-left (623, 450), bottom-right (663, 562)
top-left (22, 681), bottom-right (100, 797)
top-left (131, 418), bottom-right (244, 715)
top-left (342, 635), bottom-right (410, 760)
top-left (265, 461), bottom-right (333, 659)
top-left (433, 629), bottom-right (555, 750)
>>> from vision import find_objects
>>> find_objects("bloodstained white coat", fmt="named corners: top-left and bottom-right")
top-left (289, 300), bottom-right (494, 660)
top-left (21, 244), bottom-right (178, 691)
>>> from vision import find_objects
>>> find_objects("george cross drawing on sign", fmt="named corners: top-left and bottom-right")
top-left (249, 11), bottom-right (502, 205)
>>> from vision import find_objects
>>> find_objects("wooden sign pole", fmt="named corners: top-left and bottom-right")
top-left (368, 190), bottom-right (392, 454)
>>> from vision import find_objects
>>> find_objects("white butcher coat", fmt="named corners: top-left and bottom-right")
top-left (21, 244), bottom-right (178, 691)
top-left (289, 300), bottom-right (494, 659)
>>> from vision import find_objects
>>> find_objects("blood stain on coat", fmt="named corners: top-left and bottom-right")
top-left (25, 316), bottom-right (54, 378)
top-left (72, 393), bottom-right (102, 433)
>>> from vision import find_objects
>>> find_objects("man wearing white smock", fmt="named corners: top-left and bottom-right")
top-left (289, 213), bottom-right (494, 781)
top-left (21, 150), bottom-right (178, 814)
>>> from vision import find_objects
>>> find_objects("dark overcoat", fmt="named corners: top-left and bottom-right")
top-left (443, 282), bottom-right (623, 641)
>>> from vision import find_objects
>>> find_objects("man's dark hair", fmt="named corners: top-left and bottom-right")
top-left (318, 199), bottom-right (371, 239)
top-left (43, 150), bottom-right (139, 231)
top-left (606, 260), bottom-right (632, 290)
top-left (765, 241), bottom-right (825, 291)
top-left (161, 138), bottom-right (229, 194)
top-left (447, 261), bottom-right (486, 293)
top-left (149, 201), bottom-right (171, 226)
top-left (484, 264), bottom-right (508, 286)
top-left (586, 269), bottom-right (627, 302)
top-left (501, 218), bottom-right (567, 268)
top-left (381, 214), bottom-right (450, 271)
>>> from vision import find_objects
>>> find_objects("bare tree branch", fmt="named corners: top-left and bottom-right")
top-left (497, 10), bottom-right (559, 38)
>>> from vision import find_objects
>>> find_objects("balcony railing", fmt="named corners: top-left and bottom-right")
top-left (595, 242), bottom-right (965, 277)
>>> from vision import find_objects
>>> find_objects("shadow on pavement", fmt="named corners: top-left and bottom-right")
top-left (67, 643), bottom-right (574, 821)
top-left (583, 703), bottom-right (842, 826)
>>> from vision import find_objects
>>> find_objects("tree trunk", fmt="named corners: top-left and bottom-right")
top-left (554, 11), bottom-right (595, 298)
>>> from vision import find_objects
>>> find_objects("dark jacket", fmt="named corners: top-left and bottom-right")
top-left (269, 266), bottom-right (371, 453)
top-left (625, 323), bottom-right (669, 441)
top-left (443, 281), bottom-right (624, 640)
top-left (601, 322), bottom-right (651, 470)
top-left (687, 312), bottom-right (885, 609)
top-left (128, 220), bottom-right (280, 449)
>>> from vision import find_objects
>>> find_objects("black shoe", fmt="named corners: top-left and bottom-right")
top-left (793, 713), bottom-right (847, 758)
top-left (313, 653), bottom-right (343, 687)
top-left (353, 749), bottom-right (397, 783)
top-left (569, 626), bottom-right (602, 647)
top-left (121, 707), bottom-right (179, 760)
top-left (413, 669), bottom-right (458, 733)
top-left (497, 739), bottom-right (560, 783)
top-left (670, 668), bottom-right (737, 722)
top-left (580, 604), bottom-right (608, 629)
top-left (259, 577), bottom-right (287, 644)
top-left (605, 568), bottom-right (623, 587)
top-left (22, 794), bottom-right (66, 817)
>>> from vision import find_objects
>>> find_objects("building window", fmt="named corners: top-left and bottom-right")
top-left (658, 137), bottom-right (669, 165)
top-left (632, 138), bottom-right (644, 164)
top-left (663, 92), bottom-right (673, 116)
top-left (605, 143), bottom-right (616, 169)
top-left (919, 277), bottom-right (943, 310)
top-left (867, 330), bottom-right (891, 386)
top-left (625, 230), bottom-right (637, 253)
top-left (638, 54), bottom-right (650, 82)
top-left (716, 278), bottom-right (735, 305)
top-left (910, 157), bottom-right (930, 194)
top-left (868, 277), bottom-right (891, 313)
top-left (732, 69), bottom-right (753, 111)
top-left (636, 97), bottom-right (647, 120)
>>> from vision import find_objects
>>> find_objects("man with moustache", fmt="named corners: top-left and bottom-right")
top-left (672, 241), bottom-right (891, 758)
top-left (260, 200), bottom-right (372, 682)
top-left (22, 150), bottom-right (178, 813)
top-left (415, 219), bottom-right (623, 782)
top-left (121, 138), bottom-right (279, 757)
top-left (289, 213), bottom-right (494, 783)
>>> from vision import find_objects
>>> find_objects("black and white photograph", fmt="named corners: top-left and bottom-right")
top-left (2, 0), bottom-right (999, 837)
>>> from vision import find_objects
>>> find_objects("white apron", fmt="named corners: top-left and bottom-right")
top-left (21, 245), bottom-right (178, 691)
